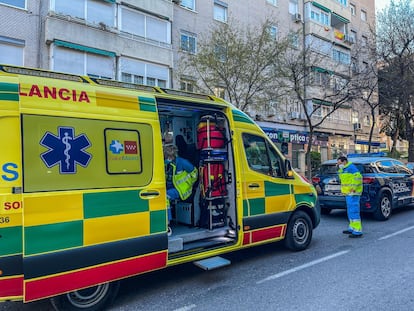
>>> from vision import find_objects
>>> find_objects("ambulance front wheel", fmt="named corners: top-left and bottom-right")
top-left (284, 210), bottom-right (312, 251)
top-left (50, 281), bottom-right (120, 311)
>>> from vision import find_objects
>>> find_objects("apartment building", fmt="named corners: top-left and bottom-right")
top-left (0, 0), bottom-right (173, 87)
top-left (0, 0), bottom-right (380, 166)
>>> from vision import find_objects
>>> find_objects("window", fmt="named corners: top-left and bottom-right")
top-left (267, 0), bottom-right (277, 6)
top-left (361, 35), bottom-right (368, 46)
top-left (53, 0), bottom-right (115, 27)
top-left (361, 10), bottom-right (367, 21)
top-left (0, 36), bottom-right (24, 66)
top-left (351, 111), bottom-right (359, 124)
top-left (180, 80), bottom-right (195, 92)
top-left (242, 133), bottom-right (283, 177)
top-left (311, 70), bottom-right (330, 86)
top-left (288, 32), bottom-right (299, 48)
top-left (376, 160), bottom-right (397, 173)
top-left (289, 0), bottom-right (298, 14)
top-left (363, 115), bottom-right (370, 126)
top-left (214, 87), bottom-right (225, 99)
top-left (332, 49), bottom-right (350, 64)
top-left (310, 6), bottom-right (330, 26)
top-left (336, 0), bottom-right (347, 6)
top-left (180, 32), bottom-right (197, 53)
top-left (53, 45), bottom-right (115, 79)
top-left (306, 35), bottom-right (331, 55)
top-left (1, 0), bottom-right (25, 8)
top-left (180, 0), bottom-right (195, 10)
top-left (121, 73), bottom-right (144, 84)
top-left (120, 7), bottom-right (171, 45)
top-left (214, 44), bottom-right (227, 62)
top-left (120, 57), bottom-right (169, 87)
top-left (350, 3), bottom-right (356, 15)
top-left (269, 25), bottom-right (278, 40)
top-left (214, 0), bottom-right (228, 22)
top-left (312, 104), bottom-right (322, 118)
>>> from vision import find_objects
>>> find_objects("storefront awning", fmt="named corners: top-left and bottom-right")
top-left (54, 40), bottom-right (116, 57)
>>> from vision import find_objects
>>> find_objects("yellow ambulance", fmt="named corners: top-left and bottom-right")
top-left (0, 65), bottom-right (320, 310)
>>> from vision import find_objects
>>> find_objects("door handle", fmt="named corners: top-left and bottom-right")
top-left (140, 190), bottom-right (160, 198)
top-left (248, 183), bottom-right (260, 189)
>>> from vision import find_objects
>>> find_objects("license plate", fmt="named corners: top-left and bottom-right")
top-left (325, 184), bottom-right (340, 191)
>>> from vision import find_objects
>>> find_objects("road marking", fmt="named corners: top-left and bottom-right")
top-left (256, 250), bottom-right (350, 284)
top-left (378, 225), bottom-right (414, 240)
top-left (173, 304), bottom-right (197, 311)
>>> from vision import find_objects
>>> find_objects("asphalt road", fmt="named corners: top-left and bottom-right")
top-left (2, 206), bottom-right (414, 311)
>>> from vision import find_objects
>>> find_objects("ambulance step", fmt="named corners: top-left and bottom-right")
top-left (193, 256), bottom-right (231, 270)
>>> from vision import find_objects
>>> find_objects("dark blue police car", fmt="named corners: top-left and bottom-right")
top-left (312, 153), bottom-right (414, 220)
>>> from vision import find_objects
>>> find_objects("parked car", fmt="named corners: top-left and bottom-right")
top-left (312, 154), bottom-right (414, 220)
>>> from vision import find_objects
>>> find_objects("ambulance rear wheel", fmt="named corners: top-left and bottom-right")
top-left (50, 281), bottom-right (120, 311)
top-left (284, 211), bottom-right (312, 251)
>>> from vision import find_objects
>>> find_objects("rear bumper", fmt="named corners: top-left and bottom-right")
top-left (319, 196), bottom-right (346, 209)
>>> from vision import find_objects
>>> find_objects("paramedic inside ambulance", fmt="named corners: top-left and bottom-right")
top-left (163, 144), bottom-right (198, 236)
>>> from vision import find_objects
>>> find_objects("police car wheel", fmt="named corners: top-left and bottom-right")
top-left (50, 281), bottom-right (120, 311)
top-left (284, 211), bottom-right (313, 251)
top-left (374, 193), bottom-right (392, 221)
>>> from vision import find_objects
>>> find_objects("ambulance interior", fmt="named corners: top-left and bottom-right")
top-left (157, 99), bottom-right (238, 255)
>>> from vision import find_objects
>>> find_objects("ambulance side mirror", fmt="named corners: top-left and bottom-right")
top-left (285, 159), bottom-right (294, 179)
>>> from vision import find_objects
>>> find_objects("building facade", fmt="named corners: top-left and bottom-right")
top-left (0, 0), bottom-right (381, 169)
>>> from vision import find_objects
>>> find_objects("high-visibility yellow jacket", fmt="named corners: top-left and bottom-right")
top-left (338, 162), bottom-right (363, 195)
top-left (170, 160), bottom-right (198, 200)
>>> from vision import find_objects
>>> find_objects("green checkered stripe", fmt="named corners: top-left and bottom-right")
top-left (243, 182), bottom-right (291, 216)
top-left (0, 82), bottom-right (19, 101)
top-left (138, 96), bottom-right (157, 112)
top-left (232, 109), bottom-right (255, 124)
top-left (24, 190), bottom-right (166, 256)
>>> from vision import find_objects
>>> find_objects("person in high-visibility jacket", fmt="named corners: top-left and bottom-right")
top-left (164, 144), bottom-right (198, 236)
top-left (337, 156), bottom-right (363, 238)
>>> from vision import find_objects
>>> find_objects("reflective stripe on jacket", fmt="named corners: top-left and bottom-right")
top-left (171, 162), bottom-right (198, 200)
top-left (338, 162), bottom-right (363, 196)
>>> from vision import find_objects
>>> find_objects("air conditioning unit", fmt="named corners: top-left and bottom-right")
top-left (290, 111), bottom-right (300, 119)
top-left (353, 123), bottom-right (362, 131)
top-left (293, 13), bottom-right (302, 23)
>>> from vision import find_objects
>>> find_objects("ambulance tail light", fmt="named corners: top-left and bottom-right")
top-left (363, 177), bottom-right (375, 184)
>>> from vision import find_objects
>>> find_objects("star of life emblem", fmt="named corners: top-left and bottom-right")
top-left (40, 126), bottom-right (92, 174)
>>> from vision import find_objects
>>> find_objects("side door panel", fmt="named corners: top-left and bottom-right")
top-left (239, 132), bottom-right (293, 245)
top-left (21, 114), bottom-right (167, 302)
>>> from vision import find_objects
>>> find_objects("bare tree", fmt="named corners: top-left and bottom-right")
top-left (277, 33), bottom-right (361, 178)
top-left (178, 19), bottom-right (289, 112)
top-left (349, 35), bottom-right (380, 153)
top-left (376, 0), bottom-right (414, 160)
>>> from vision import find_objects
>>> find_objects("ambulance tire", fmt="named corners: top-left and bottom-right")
top-left (284, 211), bottom-right (312, 251)
top-left (50, 281), bottom-right (120, 311)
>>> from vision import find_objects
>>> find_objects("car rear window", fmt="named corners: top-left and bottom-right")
top-left (320, 163), bottom-right (374, 175)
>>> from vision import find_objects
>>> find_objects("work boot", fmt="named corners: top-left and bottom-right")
top-left (342, 229), bottom-right (352, 234)
top-left (349, 234), bottom-right (363, 238)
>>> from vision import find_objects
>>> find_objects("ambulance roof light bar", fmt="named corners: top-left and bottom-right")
top-left (1, 65), bottom-right (85, 83)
